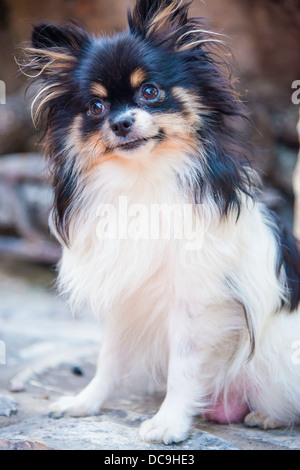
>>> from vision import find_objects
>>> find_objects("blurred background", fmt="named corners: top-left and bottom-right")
top-left (0, 0), bottom-right (299, 440)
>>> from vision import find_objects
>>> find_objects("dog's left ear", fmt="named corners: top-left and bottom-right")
top-left (128, 0), bottom-right (191, 40)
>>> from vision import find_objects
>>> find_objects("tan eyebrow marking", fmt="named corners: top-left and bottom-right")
top-left (91, 83), bottom-right (108, 98)
top-left (130, 68), bottom-right (147, 88)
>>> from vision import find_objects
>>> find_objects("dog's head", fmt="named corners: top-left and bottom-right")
top-left (23, 0), bottom-right (242, 159)
top-left (22, 0), bottom-right (251, 243)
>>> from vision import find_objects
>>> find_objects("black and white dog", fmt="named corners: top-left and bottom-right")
top-left (23, 0), bottom-right (300, 444)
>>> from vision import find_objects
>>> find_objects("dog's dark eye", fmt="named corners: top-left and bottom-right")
top-left (89, 99), bottom-right (105, 116)
top-left (142, 85), bottom-right (159, 101)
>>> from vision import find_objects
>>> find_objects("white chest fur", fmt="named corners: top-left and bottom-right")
top-left (57, 154), bottom-right (283, 376)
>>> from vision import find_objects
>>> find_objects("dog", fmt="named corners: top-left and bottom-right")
top-left (22, 0), bottom-right (300, 444)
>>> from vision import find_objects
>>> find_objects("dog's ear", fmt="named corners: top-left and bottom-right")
top-left (27, 23), bottom-right (90, 76)
top-left (20, 24), bottom-right (90, 126)
top-left (128, 0), bottom-right (191, 39)
top-left (31, 23), bottom-right (89, 53)
top-left (127, 0), bottom-right (225, 54)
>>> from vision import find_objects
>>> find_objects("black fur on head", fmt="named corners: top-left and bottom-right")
top-left (21, 0), bottom-right (254, 245)
top-left (31, 23), bottom-right (89, 51)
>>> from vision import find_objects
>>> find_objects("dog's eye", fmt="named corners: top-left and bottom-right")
top-left (141, 85), bottom-right (159, 101)
top-left (89, 99), bottom-right (105, 116)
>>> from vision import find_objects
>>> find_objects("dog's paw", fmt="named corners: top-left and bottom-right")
top-left (139, 415), bottom-right (189, 445)
top-left (244, 412), bottom-right (283, 430)
top-left (49, 395), bottom-right (100, 419)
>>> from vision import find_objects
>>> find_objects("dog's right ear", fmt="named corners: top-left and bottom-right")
top-left (128, 0), bottom-right (192, 39)
top-left (20, 24), bottom-right (90, 127)
top-left (32, 23), bottom-right (89, 53)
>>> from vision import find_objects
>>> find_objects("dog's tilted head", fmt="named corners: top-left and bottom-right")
top-left (21, 0), bottom-right (253, 243)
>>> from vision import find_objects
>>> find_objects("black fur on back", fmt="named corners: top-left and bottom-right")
top-left (271, 212), bottom-right (300, 312)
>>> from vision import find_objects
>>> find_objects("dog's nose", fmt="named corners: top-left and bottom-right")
top-left (111, 117), bottom-right (134, 137)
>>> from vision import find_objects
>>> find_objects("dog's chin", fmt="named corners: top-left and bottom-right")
top-left (113, 138), bottom-right (157, 159)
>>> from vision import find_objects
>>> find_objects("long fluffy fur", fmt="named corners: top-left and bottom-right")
top-left (22, 0), bottom-right (300, 443)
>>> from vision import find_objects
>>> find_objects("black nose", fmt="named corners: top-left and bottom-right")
top-left (111, 117), bottom-right (134, 137)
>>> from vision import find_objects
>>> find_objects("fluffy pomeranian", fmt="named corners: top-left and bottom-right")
top-left (22, 0), bottom-right (300, 444)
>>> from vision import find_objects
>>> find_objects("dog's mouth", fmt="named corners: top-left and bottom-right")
top-left (106, 132), bottom-right (164, 154)
top-left (117, 138), bottom-right (149, 152)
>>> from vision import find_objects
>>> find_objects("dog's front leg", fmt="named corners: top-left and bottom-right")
top-left (139, 310), bottom-right (203, 444)
top-left (50, 328), bottom-right (122, 417)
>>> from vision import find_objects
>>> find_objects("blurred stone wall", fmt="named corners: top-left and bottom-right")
top-left (0, 0), bottom-right (299, 262)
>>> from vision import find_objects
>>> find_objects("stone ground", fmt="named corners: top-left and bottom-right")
top-left (0, 259), bottom-right (300, 451)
